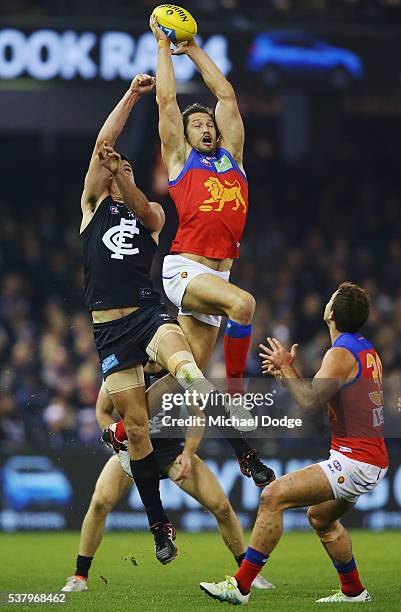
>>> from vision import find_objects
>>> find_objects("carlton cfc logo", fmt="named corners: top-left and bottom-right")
top-left (102, 218), bottom-right (140, 259)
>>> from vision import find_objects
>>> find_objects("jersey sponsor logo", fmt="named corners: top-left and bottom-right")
top-left (200, 156), bottom-right (213, 167)
top-left (102, 353), bottom-right (119, 374)
top-left (213, 153), bottom-right (233, 173)
top-left (333, 460), bottom-right (342, 471)
top-left (102, 218), bottom-right (140, 260)
top-left (110, 205), bottom-right (120, 214)
top-left (199, 177), bottom-right (247, 213)
top-left (373, 406), bottom-right (384, 427)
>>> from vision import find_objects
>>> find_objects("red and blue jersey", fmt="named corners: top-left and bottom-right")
top-left (329, 332), bottom-right (388, 468)
top-left (168, 147), bottom-right (248, 259)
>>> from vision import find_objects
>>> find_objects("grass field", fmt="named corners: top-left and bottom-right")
top-left (1, 531), bottom-right (399, 611)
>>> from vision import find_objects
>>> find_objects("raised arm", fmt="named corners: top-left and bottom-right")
top-left (260, 338), bottom-right (358, 413)
top-left (98, 143), bottom-right (165, 234)
top-left (176, 39), bottom-right (245, 165)
top-left (149, 16), bottom-right (187, 178)
top-left (81, 74), bottom-right (156, 215)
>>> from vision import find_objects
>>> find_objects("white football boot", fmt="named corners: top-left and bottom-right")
top-left (252, 574), bottom-right (275, 589)
top-left (225, 396), bottom-right (257, 432)
top-left (316, 589), bottom-right (371, 603)
top-left (200, 576), bottom-right (250, 605)
top-left (61, 576), bottom-right (88, 592)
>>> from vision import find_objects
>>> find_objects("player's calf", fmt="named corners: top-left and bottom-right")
top-left (224, 290), bottom-right (255, 395)
top-left (309, 517), bottom-right (367, 600)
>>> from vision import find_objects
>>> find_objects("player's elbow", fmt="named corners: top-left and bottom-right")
top-left (300, 396), bottom-right (323, 414)
top-left (156, 92), bottom-right (177, 109)
top-left (217, 81), bottom-right (236, 102)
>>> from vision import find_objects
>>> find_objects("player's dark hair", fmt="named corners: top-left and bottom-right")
top-left (331, 282), bottom-right (370, 333)
top-left (182, 103), bottom-right (219, 139)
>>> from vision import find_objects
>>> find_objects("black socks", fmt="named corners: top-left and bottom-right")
top-left (75, 554), bottom-right (93, 579)
top-left (130, 451), bottom-right (169, 527)
top-left (235, 553), bottom-right (246, 567)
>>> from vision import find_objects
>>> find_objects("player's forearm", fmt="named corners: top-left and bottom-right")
top-left (96, 88), bottom-right (141, 147)
top-left (96, 409), bottom-right (115, 429)
top-left (156, 41), bottom-right (177, 105)
top-left (114, 173), bottom-right (149, 217)
top-left (185, 44), bottom-right (234, 100)
top-left (280, 366), bottom-right (323, 413)
top-left (183, 425), bottom-right (204, 455)
top-left (95, 385), bottom-right (115, 429)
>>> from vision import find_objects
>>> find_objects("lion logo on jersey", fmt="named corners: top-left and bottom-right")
top-left (199, 177), bottom-right (247, 213)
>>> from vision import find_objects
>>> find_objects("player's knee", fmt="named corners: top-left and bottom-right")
top-left (259, 479), bottom-right (285, 510)
top-left (307, 507), bottom-right (336, 535)
top-left (210, 497), bottom-right (233, 523)
top-left (91, 494), bottom-right (114, 516)
top-left (124, 416), bottom-right (148, 446)
top-left (230, 291), bottom-right (256, 324)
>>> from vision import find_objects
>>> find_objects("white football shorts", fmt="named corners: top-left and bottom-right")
top-left (318, 449), bottom-right (387, 504)
top-left (162, 254), bottom-right (230, 328)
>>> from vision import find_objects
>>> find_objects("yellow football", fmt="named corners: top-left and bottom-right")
top-left (152, 4), bottom-right (197, 43)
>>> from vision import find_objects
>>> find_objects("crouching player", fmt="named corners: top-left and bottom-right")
top-left (62, 380), bottom-right (274, 592)
top-left (200, 282), bottom-right (388, 604)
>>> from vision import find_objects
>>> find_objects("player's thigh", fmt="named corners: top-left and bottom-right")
top-left (168, 455), bottom-right (228, 513)
top-left (308, 498), bottom-right (354, 528)
top-left (109, 384), bottom-right (149, 424)
top-left (178, 315), bottom-right (219, 370)
top-left (263, 464), bottom-right (335, 509)
top-left (92, 455), bottom-right (132, 510)
top-left (181, 272), bottom-right (247, 316)
top-left (149, 323), bottom-right (195, 374)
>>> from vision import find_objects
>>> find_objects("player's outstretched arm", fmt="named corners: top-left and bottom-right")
top-left (175, 39), bottom-right (245, 165)
top-left (92, 74), bottom-right (155, 157)
top-left (150, 16), bottom-right (186, 177)
top-left (98, 143), bottom-right (165, 234)
top-left (260, 338), bottom-right (356, 412)
top-left (81, 74), bottom-right (155, 214)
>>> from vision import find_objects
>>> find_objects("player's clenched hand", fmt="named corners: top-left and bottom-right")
top-left (98, 141), bottom-right (121, 175)
top-left (259, 337), bottom-right (298, 371)
top-left (149, 14), bottom-right (169, 42)
top-left (130, 73), bottom-right (156, 96)
top-left (174, 452), bottom-right (192, 483)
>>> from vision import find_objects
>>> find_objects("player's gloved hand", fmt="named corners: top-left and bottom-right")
top-left (102, 423), bottom-right (128, 454)
top-left (174, 452), bottom-right (192, 483)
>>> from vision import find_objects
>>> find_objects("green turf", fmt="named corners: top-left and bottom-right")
top-left (0, 531), bottom-right (399, 611)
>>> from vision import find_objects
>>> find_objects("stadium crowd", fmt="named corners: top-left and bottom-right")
top-left (0, 115), bottom-right (400, 452)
